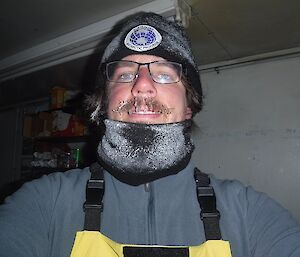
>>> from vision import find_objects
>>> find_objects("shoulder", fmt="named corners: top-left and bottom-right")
top-left (209, 174), bottom-right (287, 218)
top-left (0, 167), bottom-right (91, 234)
top-left (209, 174), bottom-right (300, 256)
top-left (209, 174), bottom-right (294, 220)
top-left (210, 175), bottom-right (252, 205)
top-left (3, 167), bottom-right (91, 209)
top-left (0, 168), bottom-right (91, 257)
top-left (40, 167), bottom-right (91, 192)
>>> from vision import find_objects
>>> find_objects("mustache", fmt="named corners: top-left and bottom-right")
top-left (112, 97), bottom-right (172, 115)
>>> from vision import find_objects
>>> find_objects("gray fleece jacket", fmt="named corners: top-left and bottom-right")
top-left (0, 162), bottom-right (300, 257)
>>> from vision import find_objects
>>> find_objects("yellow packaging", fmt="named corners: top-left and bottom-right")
top-left (51, 87), bottom-right (66, 109)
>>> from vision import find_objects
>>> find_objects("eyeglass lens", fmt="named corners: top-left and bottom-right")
top-left (106, 61), bottom-right (182, 84)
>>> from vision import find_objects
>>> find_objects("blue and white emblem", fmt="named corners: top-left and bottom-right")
top-left (124, 25), bottom-right (162, 52)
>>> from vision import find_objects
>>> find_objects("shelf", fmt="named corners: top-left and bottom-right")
top-left (34, 135), bottom-right (88, 143)
top-left (45, 105), bottom-right (80, 114)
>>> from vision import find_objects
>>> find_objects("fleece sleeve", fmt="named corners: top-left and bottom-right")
top-left (0, 177), bottom-right (54, 257)
top-left (244, 186), bottom-right (300, 257)
top-left (0, 168), bottom-right (89, 257)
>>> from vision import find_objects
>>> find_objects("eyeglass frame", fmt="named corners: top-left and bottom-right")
top-left (104, 60), bottom-right (184, 84)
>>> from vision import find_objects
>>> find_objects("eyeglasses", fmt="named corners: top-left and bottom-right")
top-left (105, 60), bottom-right (182, 84)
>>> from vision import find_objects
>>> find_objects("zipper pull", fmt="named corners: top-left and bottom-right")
top-left (144, 183), bottom-right (150, 192)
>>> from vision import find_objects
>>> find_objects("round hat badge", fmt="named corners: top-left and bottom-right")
top-left (124, 25), bottom-right (162, 52)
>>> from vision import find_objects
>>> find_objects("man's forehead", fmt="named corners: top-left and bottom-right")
top-left (121, 54), bottom-right (168, 62)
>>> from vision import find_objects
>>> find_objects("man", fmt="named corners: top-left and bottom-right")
top-left (0, 12), bottom-right (300, 257)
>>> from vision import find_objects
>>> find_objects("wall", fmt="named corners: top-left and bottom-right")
top-left (192, 55), bottom-right (300, 222)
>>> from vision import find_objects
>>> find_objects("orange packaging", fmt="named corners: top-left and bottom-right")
top-left (51, 87), bottom-right (66, 109)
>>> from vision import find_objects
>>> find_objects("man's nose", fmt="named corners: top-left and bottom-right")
top-left (131, 67), bottom-right (157, 98)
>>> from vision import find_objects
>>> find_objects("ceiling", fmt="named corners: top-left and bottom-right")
top-left (1, 0), bottom-right (300, 86)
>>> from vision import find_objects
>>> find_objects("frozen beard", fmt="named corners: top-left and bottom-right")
top-left (97, 119), bottom-right (194, 185)
top-left (111, 96), bottom-right (172, 118)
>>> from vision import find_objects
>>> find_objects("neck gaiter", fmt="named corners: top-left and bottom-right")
top-left (97, 119), bottom-right (194, 185)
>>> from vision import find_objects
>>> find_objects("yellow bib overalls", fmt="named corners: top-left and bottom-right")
top-left (70, 164), bottom-right (232, 257)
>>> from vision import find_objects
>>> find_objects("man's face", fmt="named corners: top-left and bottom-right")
top-left (106, 54), bottom-right (192, 124)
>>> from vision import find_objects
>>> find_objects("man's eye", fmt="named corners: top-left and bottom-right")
top-left (119, 73), bottom-right (135, 82)
top-left (156, 73), bottom-right (173, 83)
top-left (112, 69), bottom-right (135, 82)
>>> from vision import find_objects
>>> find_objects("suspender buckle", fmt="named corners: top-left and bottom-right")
top-left (84, 179), bottom-right (105, 212)
top-left (200, 210), bottom-right (220, 220)
top-left (87, 179), bottom-right (104, 190)
top-left (83, 203), bottom-right (103, 212)
top-left (196, 186), bottom-right (214, 197)
top-left (84, 163), bottom-right (105, 231)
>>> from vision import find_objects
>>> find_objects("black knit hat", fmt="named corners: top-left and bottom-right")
top-left (100, 12), bottom-right (202, 96)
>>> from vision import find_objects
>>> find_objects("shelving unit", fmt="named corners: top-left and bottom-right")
top-left (20, 96), bottom-right (91, 180)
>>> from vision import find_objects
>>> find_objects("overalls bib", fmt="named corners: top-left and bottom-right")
top-left (70, 164), bottom-right (232, 257)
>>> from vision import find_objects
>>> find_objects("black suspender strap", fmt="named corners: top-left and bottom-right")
top-left (83, 162), bottom-right (105, 231)
top-left (83, 163), bottom-right (221, 240)
top-left (194, 167), bottom-right (222, 240)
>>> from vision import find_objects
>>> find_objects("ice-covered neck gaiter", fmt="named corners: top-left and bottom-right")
top-left (97, 119), bottom-right (194, 185)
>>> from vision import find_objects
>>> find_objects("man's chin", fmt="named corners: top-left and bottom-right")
top-left (114, 112), bottom-right (169, 125)
top-left (130, 114), bottom-right (165, 124)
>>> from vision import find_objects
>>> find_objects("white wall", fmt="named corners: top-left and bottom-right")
top-left (192, 55), bottom-right (300, 222)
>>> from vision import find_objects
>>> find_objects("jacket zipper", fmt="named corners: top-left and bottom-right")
top-left (144, 182), bottom-right (155, 244)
